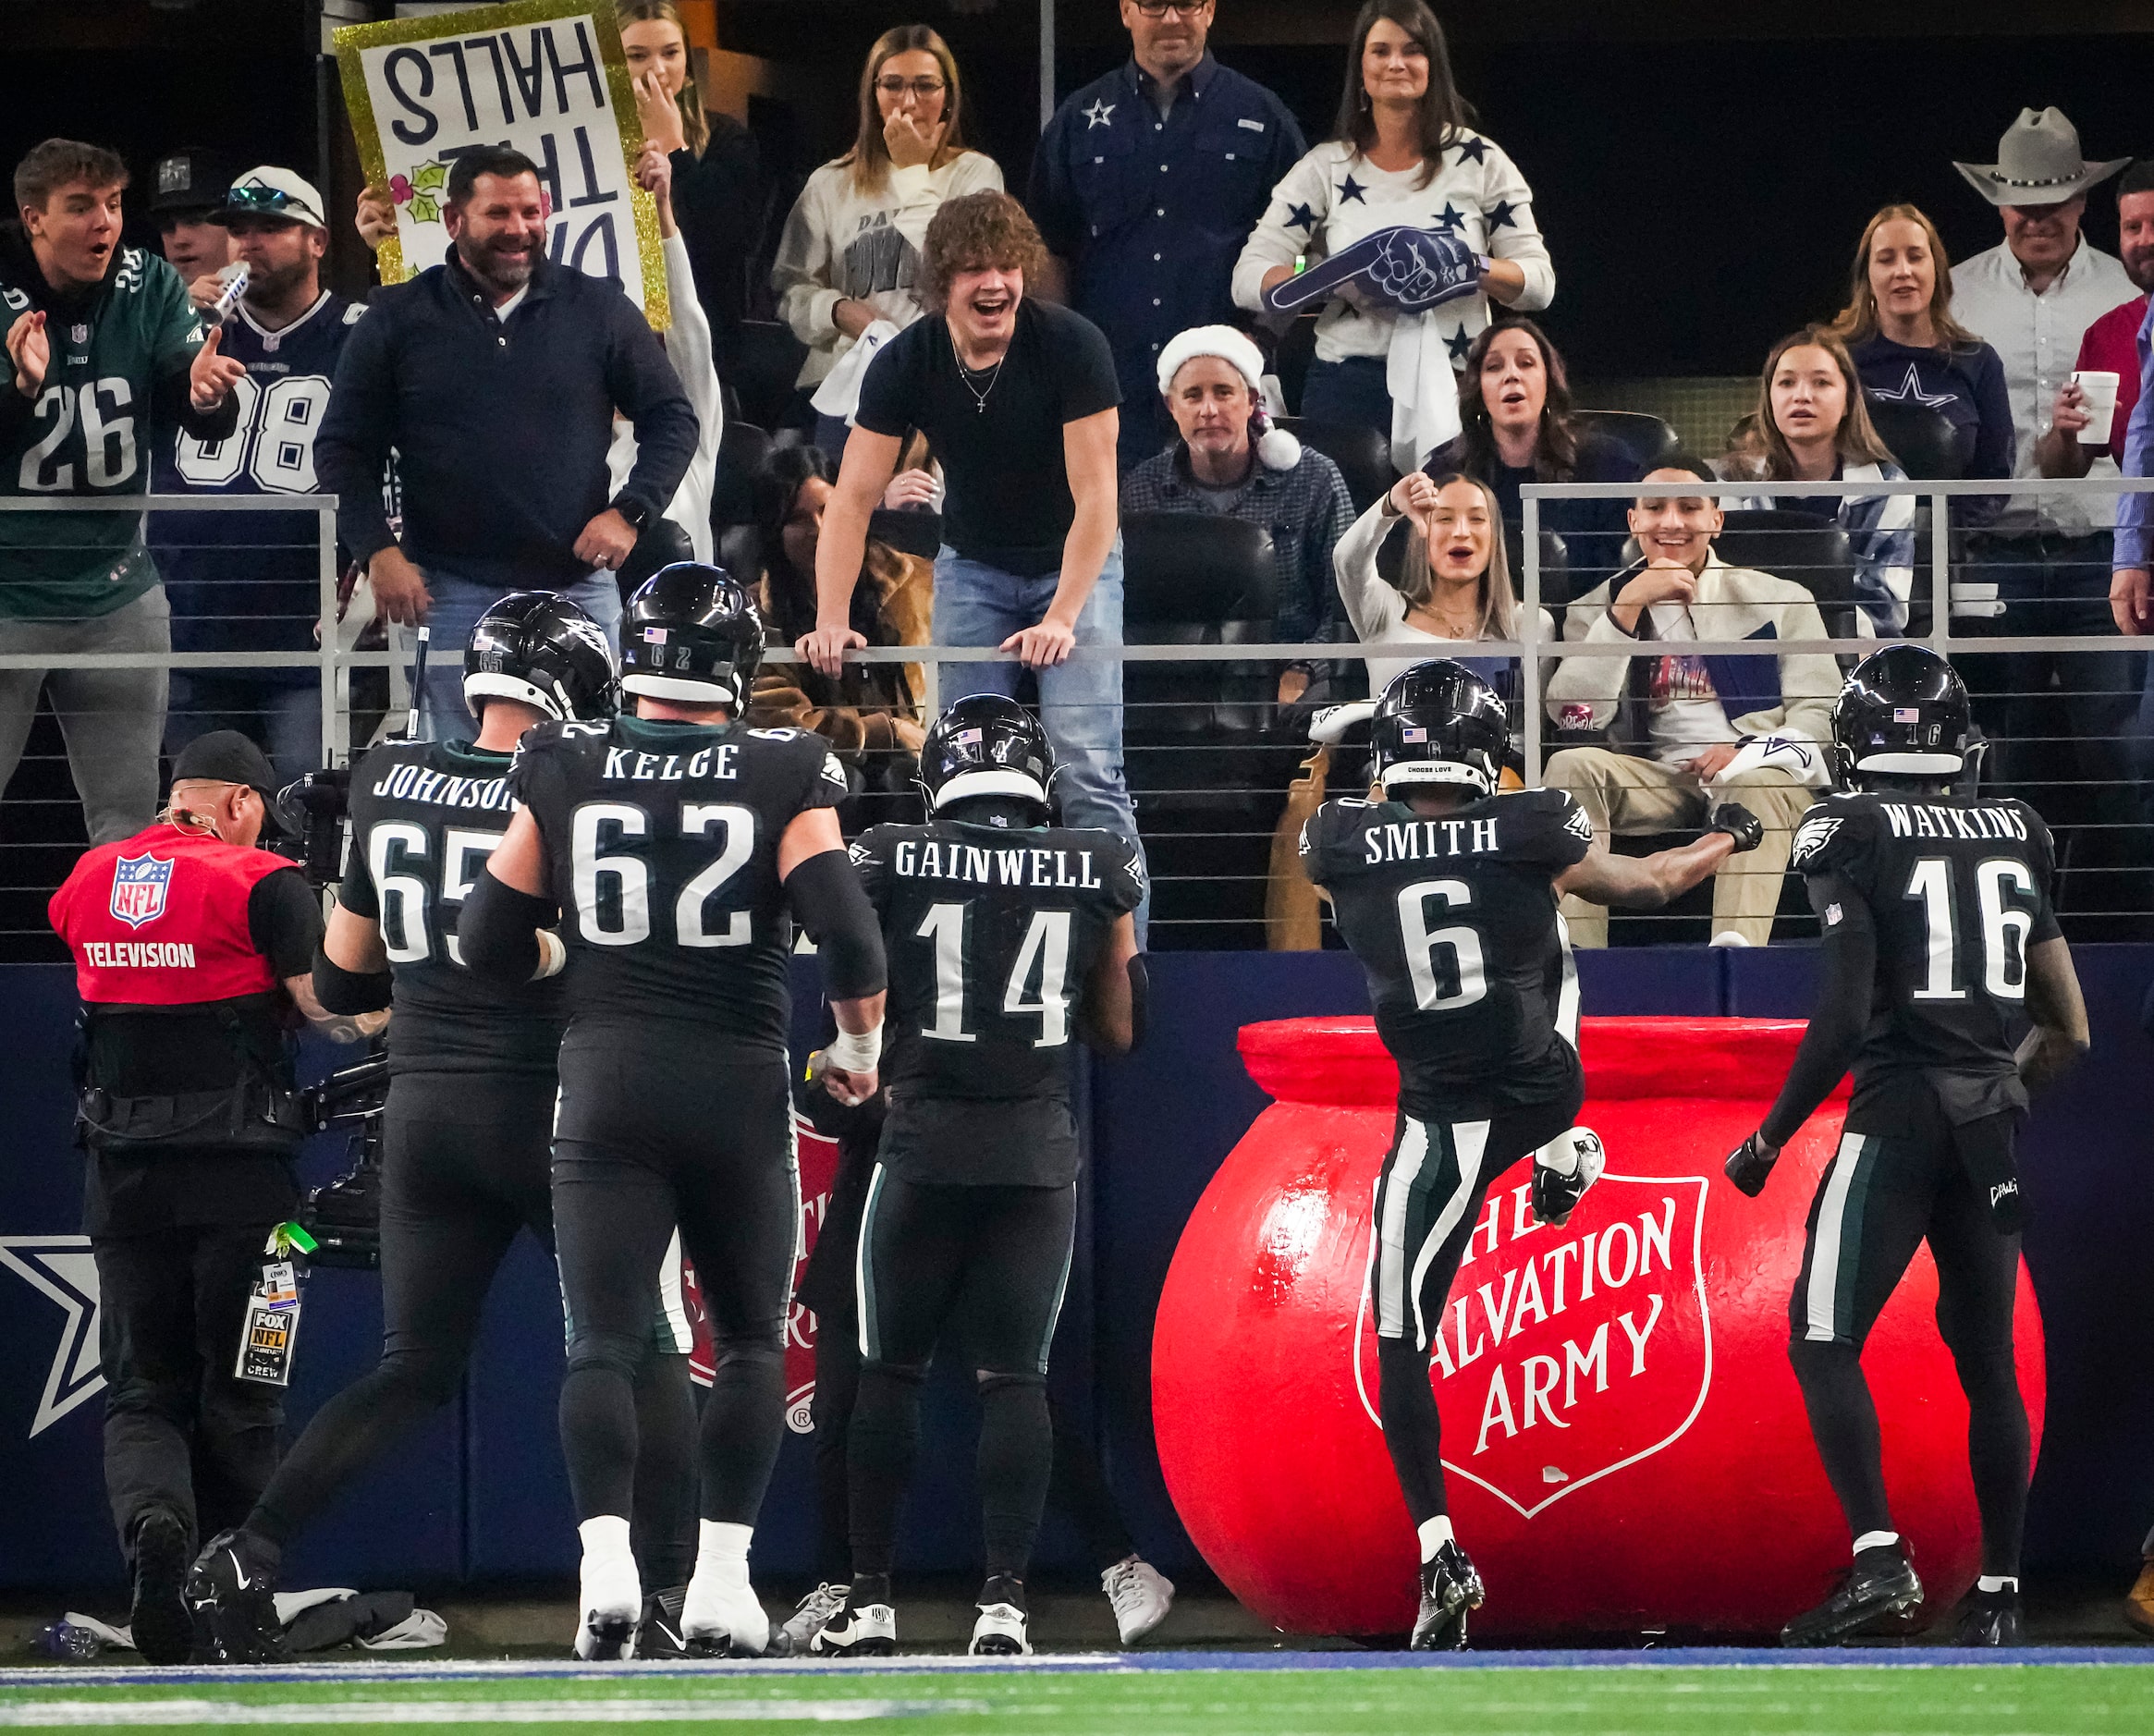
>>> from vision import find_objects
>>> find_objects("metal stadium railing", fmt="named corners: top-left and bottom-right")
top-left (1, 480), bottom-right (2149, 958)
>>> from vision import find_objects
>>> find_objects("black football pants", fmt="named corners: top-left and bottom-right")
top-left (246, 1071), bottom-right (696, 1585)
top-left (95, 1219), bottom-right (284, 1564)
top-left (1370, 1084), bottom-right (1583, 1529)
top-left (848, 1169), bottom-right (1077, 1581)
top-left (1787, 1080), bottom-right (2026, 1577)
top-left (553, 1038), bottom-right (796, 1533)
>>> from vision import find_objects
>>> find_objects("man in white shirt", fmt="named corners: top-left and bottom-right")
top-left (1545, 465), bottom-right (1838, 947)
top-left (1949, 106), bottom-right (2142, 935)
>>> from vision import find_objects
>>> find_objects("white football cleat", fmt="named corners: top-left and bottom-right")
top-left (968, 1574), bottom-right (1031, 1657)
top-left (1101, 1554), bottom-right (1175, 1646)
top-left (574, 1552), bottom-right (642, 1661)
top-left (681, 1568), bottom-right (770, 1657)
top-left (812, 1577), bottom-right (896, 1657)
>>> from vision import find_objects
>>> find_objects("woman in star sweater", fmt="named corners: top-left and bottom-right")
top-left (771, 25), bottom-right (1003, 454)
top-left (1232, 0), bottom-right (1552, 471)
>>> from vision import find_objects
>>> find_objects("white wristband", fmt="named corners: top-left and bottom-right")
top-left (532, 930), bottom-right (567, 981)
top-left (826, 1022), bottom-right (882, 1074)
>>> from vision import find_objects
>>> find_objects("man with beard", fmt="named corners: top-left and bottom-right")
top-left (153, 167), bottom-right (365, 784)
top-left (801, 192), bottom-right (1147, 934)
top-left (315, 145), bottom-right (696, 740)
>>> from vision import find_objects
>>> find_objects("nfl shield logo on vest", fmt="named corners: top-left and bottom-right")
top-left (109, 854), bottom-right (173, 929)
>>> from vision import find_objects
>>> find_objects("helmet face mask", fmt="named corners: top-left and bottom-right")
top-left (921, 694), bottom-right (1057, 814)
top-left (1831, 644), bottom-right (1972, 792)
top-left (1370, 659), bottom-right (1509, 800)
top-left (618, 563), bottom-right (765, 709)
top-left (462, 592), bottom-right (618, 725)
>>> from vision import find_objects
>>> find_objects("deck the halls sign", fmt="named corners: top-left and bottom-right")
top-left (333, 0), bottom-right (667, 325)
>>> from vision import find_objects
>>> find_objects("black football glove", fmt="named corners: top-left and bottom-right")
top-left (1724, 1131), bottom-right (1779, 1197)
top-left (1705, 801), bottom-right (1765, 853)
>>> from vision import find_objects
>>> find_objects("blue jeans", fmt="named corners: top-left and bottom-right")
top-left (414, 568), bottom-right (621, 742)
top-left (931, 543), bottom-right (1148, 939)
top-left (1299, 356), bottom-right (1393, 436)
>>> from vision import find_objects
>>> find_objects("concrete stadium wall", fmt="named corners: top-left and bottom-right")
top-left (2, 947), bottom-right (2148, 1595)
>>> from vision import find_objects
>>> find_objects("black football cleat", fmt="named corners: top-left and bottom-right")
top-left (185, 1527), bottom-right (284, 1665)
top-left (129, 1509), bottom-right (194, 1667)
top-left (812, 1573), bottom-right (896, 1657)
top-left (1410, 1541), bottom-right (1485, 1651)
top-left (1780, 1543), bottom-right (1923, 1646)
top-left (1955, 1584), bottom-right (2024, 1647)
top-left (634, 1585), bottom-right (691, 1659)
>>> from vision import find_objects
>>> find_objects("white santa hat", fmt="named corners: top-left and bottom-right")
top-left (1155, 324), bottom-right (1303, 472)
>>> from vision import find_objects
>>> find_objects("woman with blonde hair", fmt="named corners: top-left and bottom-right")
top-left (1334, 469), bottom-right (1546, 699)
top-left (771, 24), bottom-right (1003, 454)
top-left (618, 0), bottom-right (764, 367)
top-left (1726, 325), bottom-right (1915, 632)
top-left (1829, 202), bottom-right (2013, 485)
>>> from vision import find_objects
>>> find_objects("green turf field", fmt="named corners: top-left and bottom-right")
top-left (4, 1664), bottom-right (2153, 1735)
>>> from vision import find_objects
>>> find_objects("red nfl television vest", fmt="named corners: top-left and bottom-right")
top-left (49, 823), bottom-right (292, 1007)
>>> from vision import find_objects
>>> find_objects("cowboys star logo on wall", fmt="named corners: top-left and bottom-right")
top-left (0, 1237), bottom-right (104, 1437)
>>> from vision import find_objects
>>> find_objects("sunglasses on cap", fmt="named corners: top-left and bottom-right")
top-left (226, 184), bottom-right (303, 214)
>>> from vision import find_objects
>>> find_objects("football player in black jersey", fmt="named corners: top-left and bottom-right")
top-left (1724, 646), bottom-right (2088, 1648)
top-left (809, 694), bottom-right (1144, 1659)
top-left (1302, 659), bottom-right (1764, 1649)
top-left (463, 565), bottom-right (887, 1660)
top-left (184, 594), bottom-right (700, 1662)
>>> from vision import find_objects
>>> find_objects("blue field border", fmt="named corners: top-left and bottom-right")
top-left (4, 1645), bottom-right (2152, 1689)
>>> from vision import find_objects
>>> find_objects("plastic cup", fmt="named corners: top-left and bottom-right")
top-left (2073, 369), bottom-right (2120, 446)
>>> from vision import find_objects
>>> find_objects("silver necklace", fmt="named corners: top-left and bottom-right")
top-left (951, 326), bottom-right (1006, 413)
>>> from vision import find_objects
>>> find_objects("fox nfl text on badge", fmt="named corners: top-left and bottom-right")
top-left (108, 854), bottom-right (173, 930)
top-left (236, 1284), bottom-right (301, 1387)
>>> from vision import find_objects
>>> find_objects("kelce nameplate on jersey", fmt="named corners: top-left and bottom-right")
top-left (603, 745), bottom-right (739, 781)
top-left (891, 839), bottom-right (1103, 889)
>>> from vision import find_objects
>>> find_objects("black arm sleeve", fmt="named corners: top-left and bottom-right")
top-left (247, 869), bottom-right (324, 980)
top-left (785, 848), bottom-right (887, 1001)
top-left (459, 866), bottom-right (557, 987)
top-left (312, 944), bottom-right (393, 1015)
top-left (1758, 874), bottom-right (1876, 1149)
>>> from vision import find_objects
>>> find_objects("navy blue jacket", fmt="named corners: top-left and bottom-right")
top-left (1029, 54), bottom-right (1303, 465)
top-left (317, 252), bottom-right (696, 591)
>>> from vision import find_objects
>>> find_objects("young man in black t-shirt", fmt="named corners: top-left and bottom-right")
top-left (1303, 661), bottom-right (1761, 1650)
top-left (798, 191), bottom-right (1147, 935)
top-left (1725, 647), bottom-right (2089, 1648)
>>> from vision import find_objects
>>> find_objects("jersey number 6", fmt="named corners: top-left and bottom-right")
top-left (1397, 877), bottom-right (1488, 1011)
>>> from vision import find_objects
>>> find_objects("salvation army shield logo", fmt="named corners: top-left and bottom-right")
top-left (108, 853), bottom-right (173, 930)
top-left (1353, 1164), bottom-right (1712, 1519)
top-left (686, 1111), bottom-right (841, 1433)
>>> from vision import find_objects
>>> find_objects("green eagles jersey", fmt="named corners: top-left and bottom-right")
top-left (1, 244), bottom-right (209, 618)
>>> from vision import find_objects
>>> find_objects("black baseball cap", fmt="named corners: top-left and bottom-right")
top-left (149, 148), bottom-right (239, 217)
top-left (170, 730), bottom-right (288, 821)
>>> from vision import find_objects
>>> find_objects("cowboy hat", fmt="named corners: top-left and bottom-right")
top-left (1954, 106), bottom-right (2128, 207)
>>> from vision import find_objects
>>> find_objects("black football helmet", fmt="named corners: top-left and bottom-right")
top-left (462, 592), bottom-right (617, 723)
top-left (618, 563), bottom-right (764, 707)
top-left (1370, 659), bottom-right (1508, 797)
top-left (1831, 644), bottom-right (1973, 789)
top-left (920, 693), bottom-right (1056, 813)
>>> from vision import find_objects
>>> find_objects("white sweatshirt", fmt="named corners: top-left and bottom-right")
top-left (771, 152), bottom-right (1006, 389)
top-left (607, 230), bottom-right (722, 562)
top-left (1231, 133), bottom-right (1554, 364)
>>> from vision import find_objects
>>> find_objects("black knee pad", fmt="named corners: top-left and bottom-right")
top-left (376, 1349), bottom-right (467, 1410)
top-left (564, 1329), bottom-right (648, 1383)
top-left (974, 1370), bottom-right (1046, 1398)
top-left (861, 1360), bottom-right (927, 1390)
top-left (708, 1341), bottom-right (785, 1380)
top-left (1787, 1334), bottom-right (1861, 1387)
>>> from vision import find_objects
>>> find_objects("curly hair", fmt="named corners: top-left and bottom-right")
top-left (920, 191), bottom-right (1047, 312)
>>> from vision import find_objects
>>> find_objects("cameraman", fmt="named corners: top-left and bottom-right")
top-left (46, 732), bottom-right (382, 1667)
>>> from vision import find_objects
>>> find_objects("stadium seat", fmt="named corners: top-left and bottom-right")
top-left (713, 421), bottom-right (772, 530)
top-left (1573, 409), bottom-right (1682, 476)
top-left (1120, 513), bottom-right (1295, 948)
top-left (1713, 508), bottom-right (1859, 640)
top-left (1863, 397), bottom-right (1964, 483)
top-left (731, 321), bottom-right (810, 432)
top-left (1275, 416), bottom-right (1394, 512)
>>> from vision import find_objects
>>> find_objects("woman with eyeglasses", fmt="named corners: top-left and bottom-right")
top-left (1232, 0), bottom-right (1552, 472)
top-left (772, 25), bottom-right (1003, 457)
top-left (618, 1), bottom-right (765, 372)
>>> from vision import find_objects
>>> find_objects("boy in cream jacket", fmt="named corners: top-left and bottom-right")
top-left (1545, 465), bottom-right (1840, 947)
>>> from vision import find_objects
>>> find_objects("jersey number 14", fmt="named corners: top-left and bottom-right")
top-left (916, 902), bottom-right (1073, 1048)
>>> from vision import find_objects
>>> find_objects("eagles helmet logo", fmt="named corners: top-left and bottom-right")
top-left (1789, 814), bottom-right (1842, 867)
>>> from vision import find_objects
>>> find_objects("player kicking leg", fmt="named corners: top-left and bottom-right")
top-left (1303, 662), bottom-right (1759, 1646)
